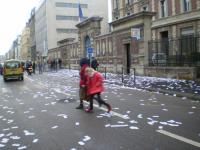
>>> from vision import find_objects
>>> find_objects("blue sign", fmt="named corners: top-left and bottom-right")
top-left (87, 47), bottom-right (93, 53)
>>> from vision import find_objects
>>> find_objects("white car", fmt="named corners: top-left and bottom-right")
top-left (152, 53), bottom-right (167, 66)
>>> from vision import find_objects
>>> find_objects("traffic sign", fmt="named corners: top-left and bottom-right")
top-left (87, 47), bottom-right (93, 53)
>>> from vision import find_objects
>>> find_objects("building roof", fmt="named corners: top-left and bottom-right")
top-left (76, 16), bottom-right (103, 28)
top-left (110, 11), bottom-right (156, 26)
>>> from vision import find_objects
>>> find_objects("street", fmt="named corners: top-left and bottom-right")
top-left (0, 70), bottom-right (200, 150)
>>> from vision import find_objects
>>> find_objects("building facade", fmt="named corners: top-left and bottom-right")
top-left (51, 0), bottom-right (200, 79)
top-left (36, 0), bottom-right (109, 63)
top-left (20, 25), bottom-right (30, 61)
top-left (28, 8), bottom-right (37, 62)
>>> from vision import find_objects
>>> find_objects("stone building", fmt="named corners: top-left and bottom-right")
top-left (54, 0), bottom-right (200, 79)
top-left (20, 25), bottom-right (30, 61)
top-left (28, 8), bottom-right (36, 62)
top-left (147, 0), bottom-right (200, 79)
top-left (36, 0), bottom-right (108, 64)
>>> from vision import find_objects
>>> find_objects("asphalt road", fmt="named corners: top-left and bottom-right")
top-left (0, 71), bottom-right (200, 150)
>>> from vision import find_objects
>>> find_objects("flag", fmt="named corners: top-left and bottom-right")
top-left (78, 3), bottom-right (83, 22)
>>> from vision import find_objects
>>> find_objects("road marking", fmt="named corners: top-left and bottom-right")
top-left (157, 130), bottom-right (200, 148)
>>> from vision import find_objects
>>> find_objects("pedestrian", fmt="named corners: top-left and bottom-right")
top-left (58, 59), bottom-right (62, 69)
top-left (38, 62), bottom-right (42, 74)
top-left (84, 67), bottom-right (111, 113)
top-left (91, 57), bottom-right (99, 70)
top-left (33, 62), bottom-right (36, 74)
top-left (76, 58), bottom-right (90, 109)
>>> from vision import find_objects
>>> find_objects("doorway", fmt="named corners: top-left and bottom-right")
top-left (160, 31), bottom-right (169, 56)
top-left (125, 43), bottom-right (131, 74)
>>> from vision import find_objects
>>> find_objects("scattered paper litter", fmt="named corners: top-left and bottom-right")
top-left (96, 115), bottom-right (103, 118)
top-left (51, 126), bottom-right (58, 129)
top-left (137, 114), bottom-right (143, 119)
top-left (18, 146), bottom-right (27, 150)
top-left (110, 124), bottom-right (129, 128)
top-left (41, 110), bottom-right (47, 112)
top-left (23, 130), bottom-right (35, 136)
top-left (78, 141), bottom-right (85, 145)
top-left (57, 114), bottom-right (68, 119)
top-left (0, 144), bottom-right (5, 147)
top-left (10, 136), bottom-right (21, 140)
top-left (105, 124), bottom-right (110, 127)
top-left (126, 111), bottom-right (131, 114)
top-left (162, 109), bottom-right (168, 111)
top-left (12, 143), bottom-right (20, 147)
top-left (129, 120), bottom-right (138, 124)
top-left (75, 122), bottom-right (80, 126)
top-left (33, 139), bottom-right (39, 143)
top-left (1, 138), bottom-right (9, 143)
top-left (129, 126), bottom-right (139, 130)
top-left (83, 135), bottom-right (91, 142)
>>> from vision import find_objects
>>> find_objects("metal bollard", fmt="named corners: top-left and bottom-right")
top-left (122, 67), bottom-right (124, 83)
top-left (104, 67), bottom-right (107, 79)
top-left (133, 68), bottom-right (136, 85)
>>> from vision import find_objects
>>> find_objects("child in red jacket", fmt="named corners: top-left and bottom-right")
top-left (85, 67), bottom-right (111, 113)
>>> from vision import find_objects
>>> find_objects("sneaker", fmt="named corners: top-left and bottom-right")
top-left (76, 104), bottom-right (83, 109)
top-left (85, 108), bottom-right (93, 113)
top-left (107, 105), bottom-right (112, 113)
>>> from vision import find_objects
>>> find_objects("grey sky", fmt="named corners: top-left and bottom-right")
top-left (0, 0), bottom-right (112, 56)
top-left (0, 0), bottom-right (40, 55)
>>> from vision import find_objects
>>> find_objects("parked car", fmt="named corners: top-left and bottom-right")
top-left (3, 59), bottom-right (24, 81)
top-left (152, 53), bottom-right (167, 66)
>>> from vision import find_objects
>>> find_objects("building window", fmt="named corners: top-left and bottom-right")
top-left (108, 40), bottom-right (113, 55)
top-left (55, 3), bottom-right (88, 8)
top-left (180, 27), bottom-right (195, 55)
top-left (56, 15), bottom-right (87, 21)
top-left (141, 4), bottom-right (149, 11)
top-left (125, 0), bottom-right (132, 5)
top-left (56, 28), bottom-right (78, 34)
top-left (160, 0), bottom-right (167, 18)
top-left (114, 0), bottom-right (119, 9)
top-left (182, 0), bottom-right (190, 12)
top-left (96, 42), bottom-right (100, 56)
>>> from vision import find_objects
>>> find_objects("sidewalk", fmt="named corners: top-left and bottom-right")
top-left (48, 69), bottom-right (200, 101)
top-left (104, 73), bottom-right (200, 101)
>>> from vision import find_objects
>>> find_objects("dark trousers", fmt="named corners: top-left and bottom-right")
top-left (89, 93), bottom-right (110, 110)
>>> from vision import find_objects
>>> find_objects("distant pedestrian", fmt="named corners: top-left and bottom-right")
top-left (76, 58), bottom-right (90, 109)
top-left (84, 67), bottom-right (111, 113)
top-left (33, 62), bottom-right (36, 74)
top-left (38, 62), bottom-right (42, 74)
top-left (91, 57), bottom-right (99, 70)
top-left (58, 59), bottom-right (62, 69)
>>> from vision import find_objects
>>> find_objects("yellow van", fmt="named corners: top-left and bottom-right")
top-left (3, 59), bottom-right (24, 81)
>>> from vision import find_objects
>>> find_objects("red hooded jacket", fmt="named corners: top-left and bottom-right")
top-left (79, 64), bottom-right (88, 86)
top-left (86, 71), bottom-right (104, 95)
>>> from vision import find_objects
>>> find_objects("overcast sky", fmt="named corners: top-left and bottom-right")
top-left (0, 0), bottom-right (40, 55)
top-left (0, 0), bottom-right (112, 56)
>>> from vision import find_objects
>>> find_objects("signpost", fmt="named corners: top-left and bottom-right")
top-left (87, 47), bottom-right (93, 66)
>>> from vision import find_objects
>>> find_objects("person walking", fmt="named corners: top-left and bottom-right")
top-left (33, 62), bottom-right (36, 74)
top-left (91, 57), bottom-right (99, 70)
top-left (38, 62), bottom-right (42, 74)
top-left (76, 58), bottom-right (90, 109)
top-left (85, 67), bottom-right (111, 113)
